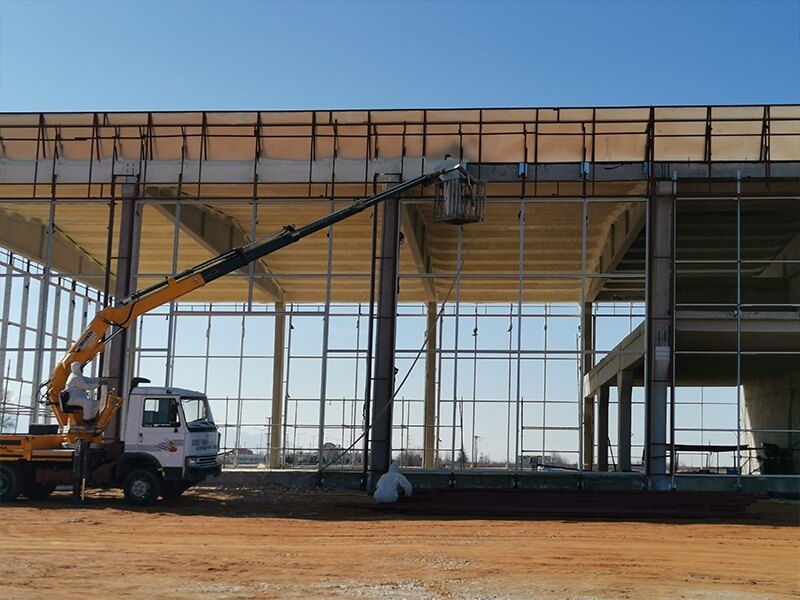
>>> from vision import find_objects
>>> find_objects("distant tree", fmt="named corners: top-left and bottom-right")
top-left (396, 449), bottom-right (422, 467)
top-left (547, 452), bottom-right (577, 469)
top-left (1, 387), bottom-right (15, 432)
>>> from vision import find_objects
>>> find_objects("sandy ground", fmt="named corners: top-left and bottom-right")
top-left (1, 485), bottom-right (798, 600)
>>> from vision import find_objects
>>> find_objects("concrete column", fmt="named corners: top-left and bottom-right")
top-left (423, 302), bottom-right (437, 468)
top-left (582, 302), bottom-right (595, 470)
top-left (597, 385), bottom-right (609, 471)
top-left (617, 369), bottom-right (633, 471)
top-left (743, 369), bottom-right (800, 474)
top-left (369, 198), bottom-right (401, 484)
top-left (645, 182), bottom-right (674, 475)
top-left (105, 183), bottom-right (139, 440)
top-left (269, 301), bottom-right (286, 469)
top-left (583, 397), bottom-right (594, 470)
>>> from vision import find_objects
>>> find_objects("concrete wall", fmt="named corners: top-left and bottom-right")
top-left (743, 369), bottom-right (800, 474)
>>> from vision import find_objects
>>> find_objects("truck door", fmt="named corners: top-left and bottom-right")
top-left (137, 396), bottom-right (185, 470)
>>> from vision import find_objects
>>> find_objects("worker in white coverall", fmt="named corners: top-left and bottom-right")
top-left (65, 362), bottom-right (106, 422)
top-left (374, 462), bottom-right (413, 504)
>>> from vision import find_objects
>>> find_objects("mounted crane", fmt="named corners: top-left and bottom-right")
top-left (0, 163), bottom-right (479, 505)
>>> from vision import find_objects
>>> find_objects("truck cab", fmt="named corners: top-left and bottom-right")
top-left (118, 386), bottom-right (221, 504)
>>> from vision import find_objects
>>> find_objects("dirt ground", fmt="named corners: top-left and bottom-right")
top-left (1, 485), bottom-right (798, 600)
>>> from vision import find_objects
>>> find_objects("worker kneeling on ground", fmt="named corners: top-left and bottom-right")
top-left (66, 361), bottom-right (106, 423)
top-left (374, 462), bottom-right (413, 503)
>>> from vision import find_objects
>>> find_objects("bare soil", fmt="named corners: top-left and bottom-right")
top-left (1, 485), bottom-right (798, 599)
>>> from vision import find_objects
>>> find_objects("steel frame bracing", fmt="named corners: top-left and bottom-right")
top-left (0, 106), bottom-right (798, 486)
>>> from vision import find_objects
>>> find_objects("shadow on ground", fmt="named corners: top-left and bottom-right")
top-left (4, 484), bottom-right (799, 527)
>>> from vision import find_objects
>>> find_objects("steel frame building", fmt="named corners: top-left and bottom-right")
top-left (0, 105), bottom-right (798, 492)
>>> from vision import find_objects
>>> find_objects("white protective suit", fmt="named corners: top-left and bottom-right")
top-left (65, 362), bottom-right (102, 420)
top-left (374, 462), bottom-right (413, 504)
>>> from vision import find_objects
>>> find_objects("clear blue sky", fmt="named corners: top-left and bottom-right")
top-left (0, 0), bottom-right (798, 112)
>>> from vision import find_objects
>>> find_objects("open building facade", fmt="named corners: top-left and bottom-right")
top-left (0, 105), bottom-right (798, 492)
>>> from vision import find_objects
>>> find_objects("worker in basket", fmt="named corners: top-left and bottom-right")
top-left (374, 462), bottom-right (413, 503)
top-left (66, 361), bottom-right (107, 423)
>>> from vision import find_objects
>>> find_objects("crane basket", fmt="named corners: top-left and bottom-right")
top-left (433, 175), bottom-right (486, 225)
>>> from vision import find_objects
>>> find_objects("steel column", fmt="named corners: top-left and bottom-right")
top-left (104, 182), bottom-right (138, 439)
top-left (369, 197), bottom-right (401, 484)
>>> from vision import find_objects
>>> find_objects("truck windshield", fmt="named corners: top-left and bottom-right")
top-left (181, 397), bottom-right (214, 430)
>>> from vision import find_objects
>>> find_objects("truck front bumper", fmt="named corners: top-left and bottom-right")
top-left (183, 464), bottom-right (222, 483)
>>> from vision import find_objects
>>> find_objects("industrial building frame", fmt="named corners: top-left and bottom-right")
top-left (0, 105), bottom-right (798, 492)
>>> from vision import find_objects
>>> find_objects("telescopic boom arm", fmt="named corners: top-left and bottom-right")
top-left (46, 164), bottom-right (468, 427)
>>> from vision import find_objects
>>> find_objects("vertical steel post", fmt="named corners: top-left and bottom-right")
top-left (514, 198), bottom-right (525, 472)
top-left (282, 307), bottom-right (294, 466)
top-left (270, 301), bottom-right (286, 469)
top-left (30, 200), bottom-right (56, 423)
top-left (0, 260), bottom-right (12, 411)
top-left (735, 172), bottom-right (742, 487)
top-left (17, 272), bottom-right (30, 383)
top-left (450, 226), bottom-right (463, 474)
top-left (317, 197), bottom-right (335, 477)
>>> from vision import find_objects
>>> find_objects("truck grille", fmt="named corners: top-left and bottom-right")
top-left (192, 455), bottom-right (218, 468)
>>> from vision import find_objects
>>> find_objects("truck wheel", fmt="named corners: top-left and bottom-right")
top-left (0, 464), bottom-right (21, 503)
top-left (22, 482), bottom-right (56, 500)
top-left (123, 469), bottom-right (162, 506)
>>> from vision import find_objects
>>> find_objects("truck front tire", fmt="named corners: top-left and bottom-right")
top-left (0, 464), bottom-right (21, 503)
top-left (123, 469), bottom-right (162, 506)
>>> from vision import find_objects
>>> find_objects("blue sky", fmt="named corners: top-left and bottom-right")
top-left (0, 0), bottom-right (798, 112)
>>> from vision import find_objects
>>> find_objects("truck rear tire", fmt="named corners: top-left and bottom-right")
top-left (123, 469), bottom-right (161, 506)
top-left (22, 482), bottom-right (56, 500)
top-left (0, 464), bottom-right (21, 503)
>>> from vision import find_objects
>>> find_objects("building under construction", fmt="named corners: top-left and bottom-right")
top-left (0, 105), bottom-right (798, 493)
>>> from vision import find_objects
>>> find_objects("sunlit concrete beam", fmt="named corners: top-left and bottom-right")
top-left (586, 203), bottom-right (646, 301)
top-left (400, 203), bottom-right (437, 303)
top-left (0, 205), bottom-right (109, 282)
